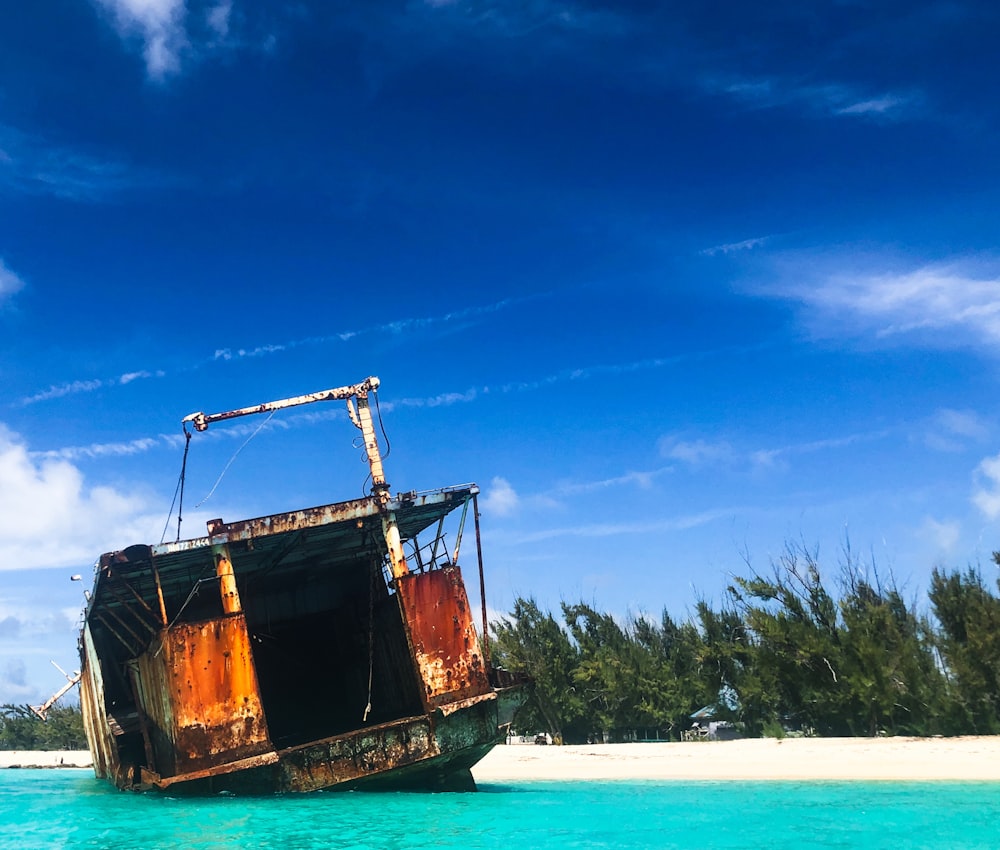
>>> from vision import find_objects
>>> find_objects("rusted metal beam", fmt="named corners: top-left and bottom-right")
top-left (473, 493), bottom-right (491, 666)
top-left (100, 605), bottom-right (150, 649)
top-left (94, 613), bottom-right (141, 655)
top-left (105, 584), bottom-right (158, 634)
top-left (209, 535), bottom-right (242, 615)
top-left (126, 661), bottom-right (157, 774)
top-left (429, 515), bottom-right (446, 565)
top-left (117, 576), bottom-right (158, 620)
top-left (152, 562), bottom-right (168, 625)
top-left (451, 496), bottom-right (470, 565)
top-left (248, 529), bottom-right (304, 584)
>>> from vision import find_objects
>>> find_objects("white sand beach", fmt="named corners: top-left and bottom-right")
top-left (471, 737), bottom-right (1000, 782)
top-left (0, 751), bottom-right (92, 769)
top-left (6, 737), bottom-right (1000, 780)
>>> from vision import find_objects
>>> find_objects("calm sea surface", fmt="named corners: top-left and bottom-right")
top-left (2, 770), bottom-right (998, 849)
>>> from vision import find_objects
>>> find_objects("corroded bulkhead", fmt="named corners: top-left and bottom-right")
top-left (78, 378), bottom-right (526, 793)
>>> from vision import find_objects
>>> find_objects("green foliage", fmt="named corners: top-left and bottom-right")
top-left (491, 597), bottom-right (586, 742)
top-left (490, 542), bottom-right (1000, 742)
top-left (929, 565), bottom-right (1000, 733)
top-left (0, 704), bottom-right (88, 750)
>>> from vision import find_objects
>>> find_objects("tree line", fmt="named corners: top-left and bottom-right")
top-left (0, 704), bottom-right (87, 750)
top-left (490, 544), bottom-right (1000, 743)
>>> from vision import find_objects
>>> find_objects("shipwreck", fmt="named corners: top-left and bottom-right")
top-left (77, 376), bottom-right (526, 793)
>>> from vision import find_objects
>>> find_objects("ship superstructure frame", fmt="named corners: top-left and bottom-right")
top-left (78, 377), bottom-right (524, 793)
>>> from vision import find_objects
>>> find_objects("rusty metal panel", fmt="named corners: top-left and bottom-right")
top-left (277, 715), bottom-right (435, 792)
top-left (148, 488), bottom-right (477, 560)
top-left (136, 614), bottom-right (271, 774)
top-left (276, 693), bottom-right (498, 792)
top-left (139, 691), bottom-right (511, 793)
top-left (396, 566), bottom-right (491, 709)
top-left (148, 749), bottom-right (280, 790)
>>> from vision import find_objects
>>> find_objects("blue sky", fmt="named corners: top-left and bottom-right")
top-left (2, 0), bottom-right (1000, 705)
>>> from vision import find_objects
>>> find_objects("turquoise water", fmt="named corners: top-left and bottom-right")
top-left (2, 771), bottom-right (999, 849)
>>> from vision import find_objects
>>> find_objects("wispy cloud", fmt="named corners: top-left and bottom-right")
top-left (512, 508), bottom-right (735, 545)
top-left (659, 428), bottom-right (892, 472)
top-left (701, 236), bottom-right (770, 257)
top-left (543, 467), bottom-right (673, 498)
top-left (923, 408), bottom-right (991, 453)
top-left (709, 75), bottom-right (919, 121)
top-left (211, 294), bottom-right (542, 363)
top-left (479, 467), bottom-right (677, 519)
top-left (768, 259), bottom-right (1000, 352)
top-left (416, 0), bottom-right (628, 39)
top-left (659, 436), bottom-right (735, 466)
top-left (750, 430), bottom-right (893, 470)
top-left (26, 345), bottom-right (758, 461)
top-left (18, 370), bottom-right (165, 406)
top-left (31, 436), bottom-right (165, 462)
top-left (0, 123), bottom-right (144, 202)
top-left (0, 258), bottom-right (26, 306)
top-left (393, 389), bottom-right (479, 409)
top-left (493, 343), bottom-right (770, 397)
top-left (21, 295), bottom-right (537, 405)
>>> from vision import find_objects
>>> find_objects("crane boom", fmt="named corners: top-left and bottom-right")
top-left (180, 375), bottom-right (409, 579)
top-left (182, 376), bottom-right (380, 432)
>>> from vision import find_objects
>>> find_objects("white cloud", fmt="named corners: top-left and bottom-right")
top-left (395, 389), bottom-right (478, 408)
top-left (0, 258), bottom-right (26, 305)
top-left (658, 427), bottom-right (892, 474)
top-left (770, 260), bottom-right (1000, 351)
top-left (481, 476), bottom-right (519, 517)
top-left (918, 516), bottom-right (961, 553)
top-left (513, 508), bottom-right (734, 544)
top-left (751, 430), bottom-right (892, 470)
top-left (924, 408), bottom-right (990, 452)
top-left (31, 436), bottom-right (164, 462)
top-left (659, 435), bottom-right (734, 466)
top-left (972, 452), bottom-right (1000, 520)
top-left (95, 0), bottom-right (188, 80)
top-left (0, 424), bottom-right (164, 571)
top-left (546, 467), bottom-right (672, 497)
top-left (19, 368), bottom-right (165, 405)
top-left (206, 0), bottom-right (231, 39)
top-left (836, 95), bottom-right (906, 116)
top-left (701, 236), bottom-right (770, 257)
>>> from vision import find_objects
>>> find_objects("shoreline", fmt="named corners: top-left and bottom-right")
top-left (0, 751), bottom-right (93, 769)
top-left (5, 736), bottom-right (1000, 780)
top-left (472, 736), bottom-right (1000, 782)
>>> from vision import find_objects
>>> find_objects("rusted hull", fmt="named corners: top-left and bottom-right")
top-left (129, 691), bottom-right (518, 794)
top-left (79, 484), bottom-right (527, 795)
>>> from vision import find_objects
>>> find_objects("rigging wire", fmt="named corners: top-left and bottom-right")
top-left (195, 410), bottom-right (276, 508)
top-left (160, 425), bottom-right (193, 545)
top-left (363, 550), bottom-right (377, 723)
top-left (373, 387), bottom-right (390, 460)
